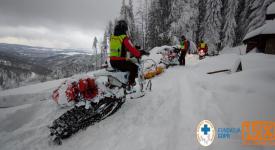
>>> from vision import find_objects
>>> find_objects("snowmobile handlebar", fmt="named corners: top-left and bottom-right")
top-left (135, 45), bottom-right (150, 56)
top-left (140, 50), bottom-right (150, 56)
top-left (172, 47), bottom-right (181, 53)
top-left (132, 50), bottom-right (150, 64)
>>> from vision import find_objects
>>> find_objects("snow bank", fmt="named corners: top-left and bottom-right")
top-left (220, 45), bottom-right (246, 55)
top-left (143, 45), bottom-right (170, 64)
top-left (192, 54), bottom-right (241, 75)
top-left (0, 79), bottom-right (66, 107)
top-left (212, 53), bottom-right (275, 96)
top-left (0, 79), bottom-right (66, 97)
top-left (241, 53), bottom-right (275, 71)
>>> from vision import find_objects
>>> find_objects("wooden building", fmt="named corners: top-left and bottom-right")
top-left (243, 2), bottom-right (275, 54)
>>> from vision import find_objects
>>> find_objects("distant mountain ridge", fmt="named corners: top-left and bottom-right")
top-left (0, 43), bottom-right (97, 90)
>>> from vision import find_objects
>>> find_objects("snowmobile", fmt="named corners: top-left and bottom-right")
top-left (198, 49), bottom-right (206, 60)
top-left (159, 47), bottom-right (181, 68)
top-left (49, 50), bottom-right (153, 145)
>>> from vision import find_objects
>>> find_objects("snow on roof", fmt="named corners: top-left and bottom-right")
top-left (267, 2), bottom-right (275, 15)
top-left (243, 20), bottom-right (275, 41)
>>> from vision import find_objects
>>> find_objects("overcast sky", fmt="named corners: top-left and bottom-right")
top-left (0, 0), bottom-right (127, 49)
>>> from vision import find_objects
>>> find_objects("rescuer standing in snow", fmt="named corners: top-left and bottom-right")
top-left (179, 35), bottom-right (190, 66)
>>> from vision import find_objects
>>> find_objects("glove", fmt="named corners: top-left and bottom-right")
top-left (140, 50), bottom-right (150, 56)
top-left (135, 45), bottom-right (141, 50)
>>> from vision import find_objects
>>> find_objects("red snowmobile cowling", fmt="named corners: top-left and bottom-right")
top-left (66, 81), bottom-right (79, 102)
top-left (78, 78), bottom-right (98, 100)
top-left (52, 77), bottom-right (98, 106)
top-left (52, 89), bottom-right (59, 103)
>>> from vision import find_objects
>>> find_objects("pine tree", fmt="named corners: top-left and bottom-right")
top-left (136, 0), bottom-right (151, 49)
top-left (247, 0), bottom-right (274, 32)
top-left (147, 0), bottom-right (173, 48)
top-left (169, 0), bottom-right (199, 43)
top-left (203, 0), bottom-right (223, 52)
top-left (102, 21), bottom-right (113, 49)
top-left (197, 0), bottom-right (207, 43)
top-left (101, 31), bottom-right (108, 65)
top-left (144, 0), bottom-right (149, 49)
top-left (247, 0), bottom-right (265, 33)
top-left (128, 0), bottom-right (139, 44)
top-left (235, 0), bottom-right (273, 45)
top-left (235, 0), bottom-right (247, 45)
top-left (102, 21), bottom-right (114, 65)
top-left (222, 0), bottom-right (238, 47)
top-left (105, 0), bottom-right (270, 50)
top-left (147, 0), bottom-right (161, 48)
top-left (158, 0), bottom-right (173, 44)
top-left (92, 37), bottom-right (98, 69)
top-left (120, 0), bottom-right (127, 16)
top-left (107, 21), bottom-right (114, 36)
top-left (92, 37), bottom-right (98, 54)
top-left (119, 0), bottom-right (138, 44)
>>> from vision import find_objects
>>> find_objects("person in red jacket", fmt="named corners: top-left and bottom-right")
top-left (198, 40), bottom-right (208, 54)
top-left (198, 40), bottom-right (208, 60)
top-left (109, 20), bottom-right (141, 89)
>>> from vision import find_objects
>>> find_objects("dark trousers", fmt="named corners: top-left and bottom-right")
top-left (179, 50), bottom-right (187, 66)
top-left (110, 60), bottom-right (138, 85)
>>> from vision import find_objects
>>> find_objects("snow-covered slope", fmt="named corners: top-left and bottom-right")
top-left (0, 48), bottom-right (275, 150)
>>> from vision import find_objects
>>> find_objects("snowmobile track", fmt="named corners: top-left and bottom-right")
top-left (49, 97), bottom-right (124, 145)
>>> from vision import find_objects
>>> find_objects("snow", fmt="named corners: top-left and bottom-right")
top-left (267, 2), bottom-right (275, 15)
top-left (243, 20), bottom-right (275, 41)
top-left (59, 51), bottom-right (93, 56)
top-left (0, 47), bottom-right (275, 150)
top-left (143, 46), bottom-right (166, 64)
top-left (0, 79), bottom-right (66, 97)
top-left (192, 53), bottom-right (241, 74)
top-left (221, 45), bottom-right (247, 55)
top-left (59, 52), bottom-right (86, 56)
top-left (0, 78), bottom-right (66, 107)
top-left (189, 41), bottom-right (197, 53)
